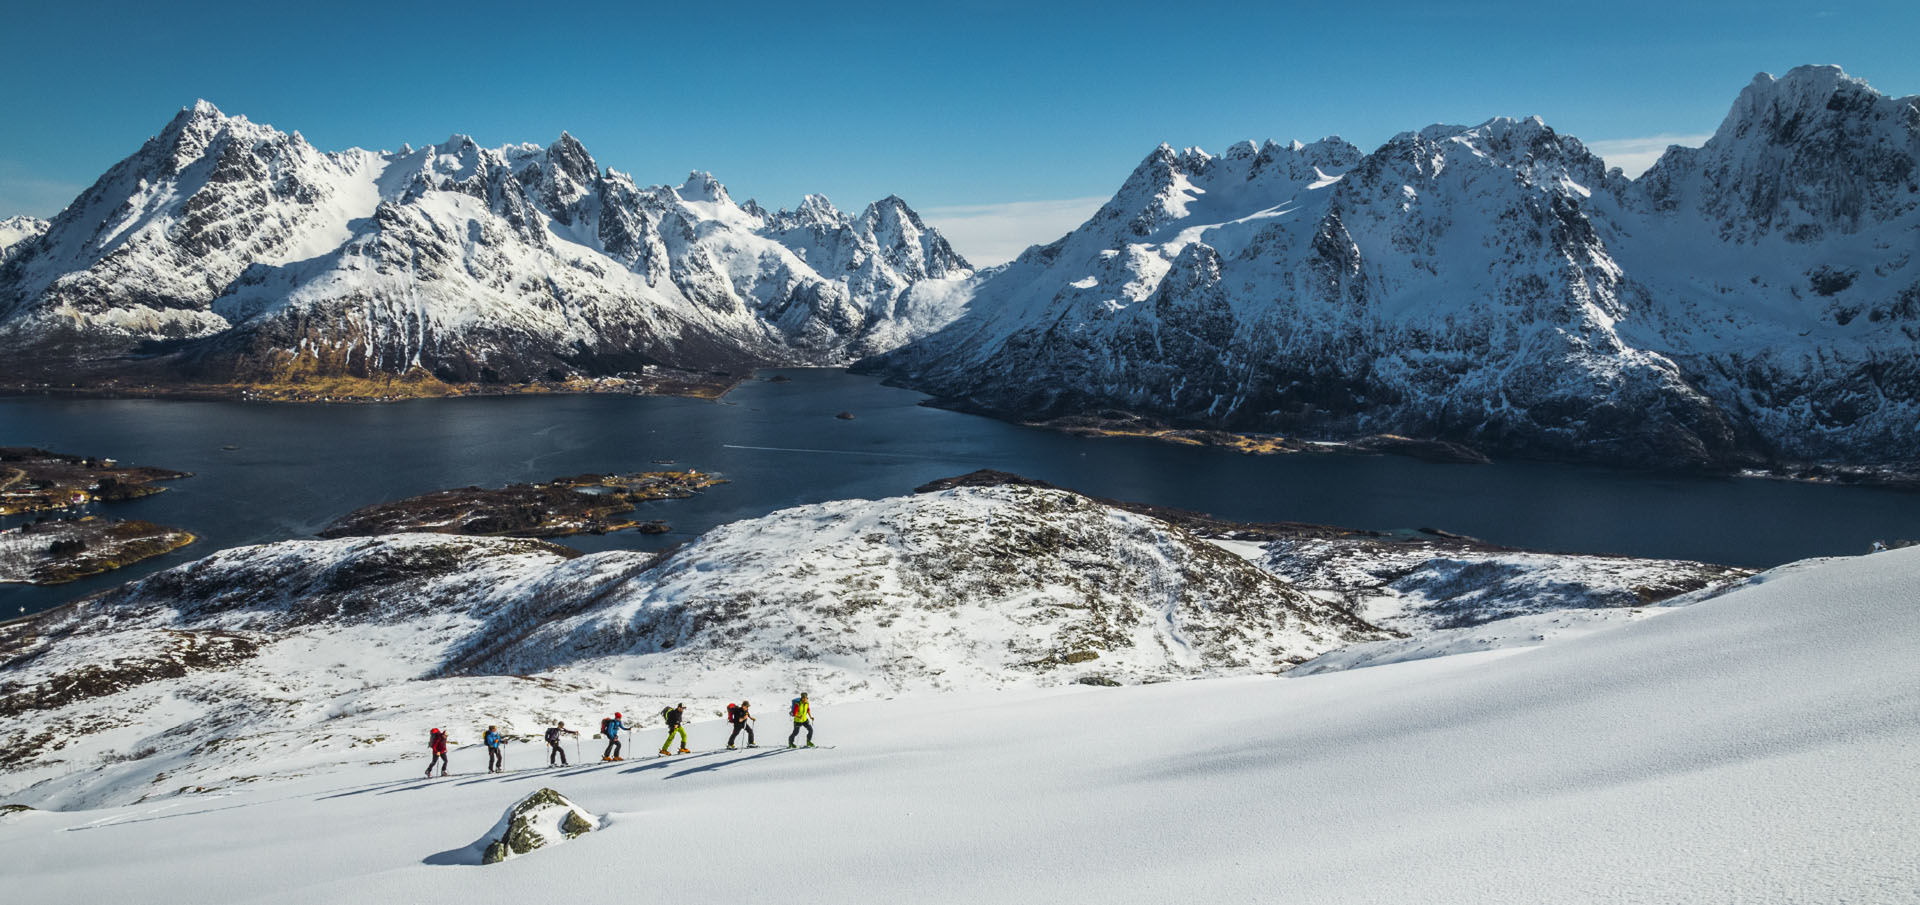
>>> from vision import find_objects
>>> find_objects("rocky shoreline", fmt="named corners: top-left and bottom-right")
top-left (0, 368), bottom-right (744, 405)
top-left (920, 400), bottom-right (1920, 487)
top-left (925, 402), bottom-right (1495, 465)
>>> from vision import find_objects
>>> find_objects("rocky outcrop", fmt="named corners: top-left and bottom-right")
top-left (479, 788), bottom-right (598, 865)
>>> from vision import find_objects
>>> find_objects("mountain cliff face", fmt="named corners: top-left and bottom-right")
top-left (868, 66), bottom-right (1919, 471)
top-left (0, 103), bottom-right (971, 391)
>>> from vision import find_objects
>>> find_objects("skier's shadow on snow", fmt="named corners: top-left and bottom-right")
top-left (662, 747), bottom-right (789, 778)
top-left (450, 763), bottom-right (617, 786)
top-left (615, 750), bottom-right (726, 775)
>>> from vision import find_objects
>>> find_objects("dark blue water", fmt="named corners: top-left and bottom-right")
top-left (4, 368), bottom-right (1916, 616)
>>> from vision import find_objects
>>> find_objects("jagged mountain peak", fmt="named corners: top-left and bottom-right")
top-left (795, 192), bottom-right (843, 220)
top-left (1639, 63), bottom-right (1916, 242)
top-left (546, 131), bottom-right (596, 173)
top-left (167, 98), bottom-right (232, 130)
top-left (677, 170), bottom-right (732, 205)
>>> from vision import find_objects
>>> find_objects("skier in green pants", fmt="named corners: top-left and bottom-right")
top-left (659, 703), bottom-right (690, 755)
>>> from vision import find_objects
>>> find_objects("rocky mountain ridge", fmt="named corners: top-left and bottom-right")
top-left (866, 65), bottom-right (1919, 472)
top-left (0, 103), bottom-right (972, 395)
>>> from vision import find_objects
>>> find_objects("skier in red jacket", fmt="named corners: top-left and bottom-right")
top-left (427, 728), bottom-right (451, 776)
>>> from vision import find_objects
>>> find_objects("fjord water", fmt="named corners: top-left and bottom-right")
top-left (3, 369), bottom-right (1915, 615)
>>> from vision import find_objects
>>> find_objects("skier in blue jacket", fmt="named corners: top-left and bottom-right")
top-left (484, 726), bottom-right (504, 773)
top-left (602, 713), bottom-right (631, 762)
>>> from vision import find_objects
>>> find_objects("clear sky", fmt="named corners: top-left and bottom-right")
top-left (3, 0), bottom-right (1915, 263)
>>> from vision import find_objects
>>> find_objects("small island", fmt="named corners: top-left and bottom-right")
top-left (0, 517), bottom-right (197, 585)
top-left (1013, 411), bottom-right (1491, 464)
top-left (0, 447), bottom-right (193, 515)
top-left (319, 470), bottom-right (727, 539)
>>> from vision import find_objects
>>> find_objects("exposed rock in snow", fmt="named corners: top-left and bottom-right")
top-left (0, 103), bottom-right (972, 391)
top-left (473, 787), bottom-right (598, 865)
top-left (868, 66), bottom-right (1920, 472)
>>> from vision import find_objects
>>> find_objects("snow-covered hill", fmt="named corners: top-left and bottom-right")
top-left (2, 544), bottom-right (1912, 904)
top-left (868, 65), bottom-right (1920, 472)
top-left (0, 103), bottom-right (971, 390)
top-left (0, 484), bottom-right (1389, 806)
top-left (0, 480), bottom-right (1747, 809)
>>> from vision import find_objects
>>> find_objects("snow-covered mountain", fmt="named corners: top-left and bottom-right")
top-left (867, 65), bottom-right (1920, 472)
top-left (0, 216), bottom-right (47, 264)
top-left (0, 480), bottom-right (1745, 808)
top-left (0, 103), bottom-right (971, 391)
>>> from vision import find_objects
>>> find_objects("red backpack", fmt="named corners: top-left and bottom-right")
top-left (726, 703), bottom-right (742, 722)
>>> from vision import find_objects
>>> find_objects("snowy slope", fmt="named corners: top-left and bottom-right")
top-left (0, 477), bottom-right (1750, 809)
top-left (1255, 535), bottom-right (1747, 631)
top-left (0, 485), bottom-right (1390, 808)
top-left (1, 547), bottom-right (1913, 904)
top-left (0, 104), bottom-right (972, 386)
top-left (870, 65), bottom-right (1920, 471)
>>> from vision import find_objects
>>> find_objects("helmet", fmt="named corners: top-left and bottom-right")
top-left (614, 712), bottom-right (621, 719)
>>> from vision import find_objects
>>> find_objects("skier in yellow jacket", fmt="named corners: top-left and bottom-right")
top-left (787, 692), bottom-right (815, 748)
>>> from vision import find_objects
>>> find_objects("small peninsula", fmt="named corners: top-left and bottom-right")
top-left (319, 471), bottom-right (727, 539)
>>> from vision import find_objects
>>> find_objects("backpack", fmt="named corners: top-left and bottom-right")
top-left (726, 703), bottom-right (742, 722)
top-left (790, 699), bottom-right (801, 718)
top-left (600, 717), bottom-right (613, 736)
top-left (545, 727), bottom-right (560, 744)
top-left (429, 729), bottom-right (444, 747)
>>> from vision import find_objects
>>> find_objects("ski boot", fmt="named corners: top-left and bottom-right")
top-left (726, 745), bottom-right (737, 750)
top-left (677, 748), bottom-right (691, 754)
top-left (805, 742), bottom-right (816, 748)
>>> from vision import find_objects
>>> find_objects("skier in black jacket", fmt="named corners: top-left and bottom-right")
top-left (545, 722), bottom-right (578, 766)
top-left (726, 700), bottom-right (757, 749)
top-left (659, 703), bottom-right (690, 755)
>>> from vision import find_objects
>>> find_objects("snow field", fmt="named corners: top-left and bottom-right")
top-left (3, 548), bottom-right (1915, 903)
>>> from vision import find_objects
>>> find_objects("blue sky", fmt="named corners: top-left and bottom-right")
top-left (3, 0), bottom-right (1915, 263)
